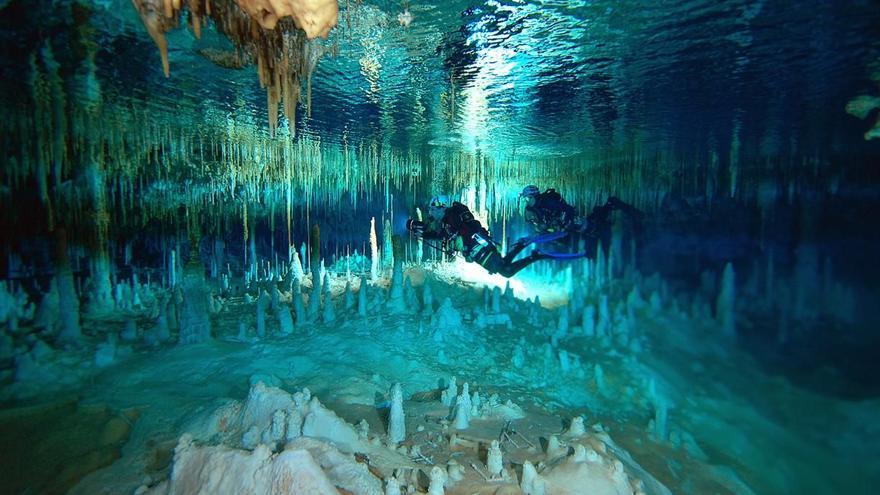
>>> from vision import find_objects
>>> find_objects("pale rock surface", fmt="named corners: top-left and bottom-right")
top-left (143, 435), bottom-right (341, 495)
top-left (235, 0), bottom-right (339, 38)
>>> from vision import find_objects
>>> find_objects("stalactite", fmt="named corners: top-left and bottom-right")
top-left (132, 0), bottom-right (338, 134)
top-left (309, 223), bottom-right (321, 275)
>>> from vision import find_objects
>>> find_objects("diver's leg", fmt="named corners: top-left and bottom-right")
top-left (505, 239), bottom-right (530, 259)
top-left (495, 252), bottom-right (550, 278)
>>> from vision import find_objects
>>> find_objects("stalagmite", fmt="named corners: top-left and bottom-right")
top-left (307, 271), bottom-right (321, 321)
top-left (343, 280), bottom-right (354, 309)
top-left (566, 416), bottom-right (586, 437)
top-left (460, 382), bottom-right (472, 412)
top-left (277, 303), bottom-right (294, 335)
top-left (385, 477), bottom-right (401, 495)
top-left (256, 290), bottom-right (269, 338)
top-left (546, 435), bottom-right (566, 458)
top-left (453, 393), bottom-right (470, 429)
top-left (441, 376), bottom-right (457, 407)
top-left (716, 262), bottom-right (736, 336)
top-left (369, 217), bottom-right (379, 282)
top-left (54, 228), bottom-right (81, 345)
top-left (33, 279), bottom-right (59, 333)
top-left (145, 297), bottom-right (169, 339)
top-left (428, 466), bottom-right (446, 495)
top-left (177, 242), bottom-right (212, 344)
top-left (582, 305), bottom-right (595, 337)
top-left (84, 163), bottom-right (114, 315)
top-left (388, 382), bottom-right (405, 444)
top-left (322, 289), bottom-right (336, 323)
top-left (382, 218), bottom-right (394, 273)
top-left (422, 279), bottom-right (434, 315)
top-left (597, 295), bottom-right (610, 336)
top-left (512, 344), bottom-right (525, 369)
top-left (521, 461), bottom-right (546, 495)
top-left (387, 235), bottom-right (406, 313)
top-left (357, 276), bottom-right (368, 317)
top-left (290, 249), bottom-right (305, 283)
top-left (556, 305), bottom-right (569, 338)
top-left (293, 290), bottom-right (306, 326)
top-left (415, 207), bottom-right (424, 264)
top-left (121, 319), bottom-right (138, 342)
top-left (486, 439), bottom-right (503, 478)
top-left (310, 224), bottom-right (321, 276)
top-left (595, 364), bottom-right (607, 396)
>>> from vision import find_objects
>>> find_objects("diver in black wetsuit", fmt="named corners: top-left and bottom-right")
top-left (519, 185), bottom-right (579, 234)
top-left (406, 195), bottom-right (550, 278)
top-left (519, 185), bottom-right (643, 256)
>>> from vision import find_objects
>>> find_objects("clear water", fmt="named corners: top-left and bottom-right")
top-left (1, 1), bottom-right (879, 494)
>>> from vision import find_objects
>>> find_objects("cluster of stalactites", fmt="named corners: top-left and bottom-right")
top-left (131, 0), bottom-right (339, 135)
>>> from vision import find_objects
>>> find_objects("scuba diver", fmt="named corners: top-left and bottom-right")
top-left (519, 185), bottom-right (643, 257)
top-left (519, 185), bottom-right (579, 234)
top-left (406, 195), bottom-right (551, 278)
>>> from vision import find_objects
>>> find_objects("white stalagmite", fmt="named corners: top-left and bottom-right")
top-left (289, 248), bottom-right (304, 282)
top-left (385, 477), bottom-right (401, 495)
top-left (278, 304), bottom-right (294, 335)
top-left (441, 376), bottom-right (457, 407)
top-left (491, 286), bottom-right (501, 313)
top-left (388, 382), bottom-right (405, 444)
top-left (547, 435), bottom-right (566, 458)
top-left (716, 261), bottom-right (736, 336)
top-left (521, 461), bottom-right (546, 495)
top-left (453, 393), bottom-right (470, 429)
top-left (461, 382), bottom-right (471, 412)
top-left (487, 439), bottom-right (503, 478)
top-left (415, 207), bottom-right (424, 264)
top-left (428, 466), bottom-right (446, 495)
top-left (470, 391), bottom-right (482, 418)
top-left (566, 416), bottom-right (586, 437)
top-left (370, 217), bottom-right (379, 281)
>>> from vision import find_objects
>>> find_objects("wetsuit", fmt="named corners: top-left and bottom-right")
top-left (524, 189), bottom-right (578, 233)
top-left (421, 202), bottom-right (548, 277)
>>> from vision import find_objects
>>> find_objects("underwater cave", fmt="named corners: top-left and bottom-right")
top-left (1, 0), bottom-right (879, 494)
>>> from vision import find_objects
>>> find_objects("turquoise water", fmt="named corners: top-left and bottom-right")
top-left (1, 1), bottom-right (879, 494)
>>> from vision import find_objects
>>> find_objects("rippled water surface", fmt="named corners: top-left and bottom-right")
top-left (4, 0), bottom-right (877, 159)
